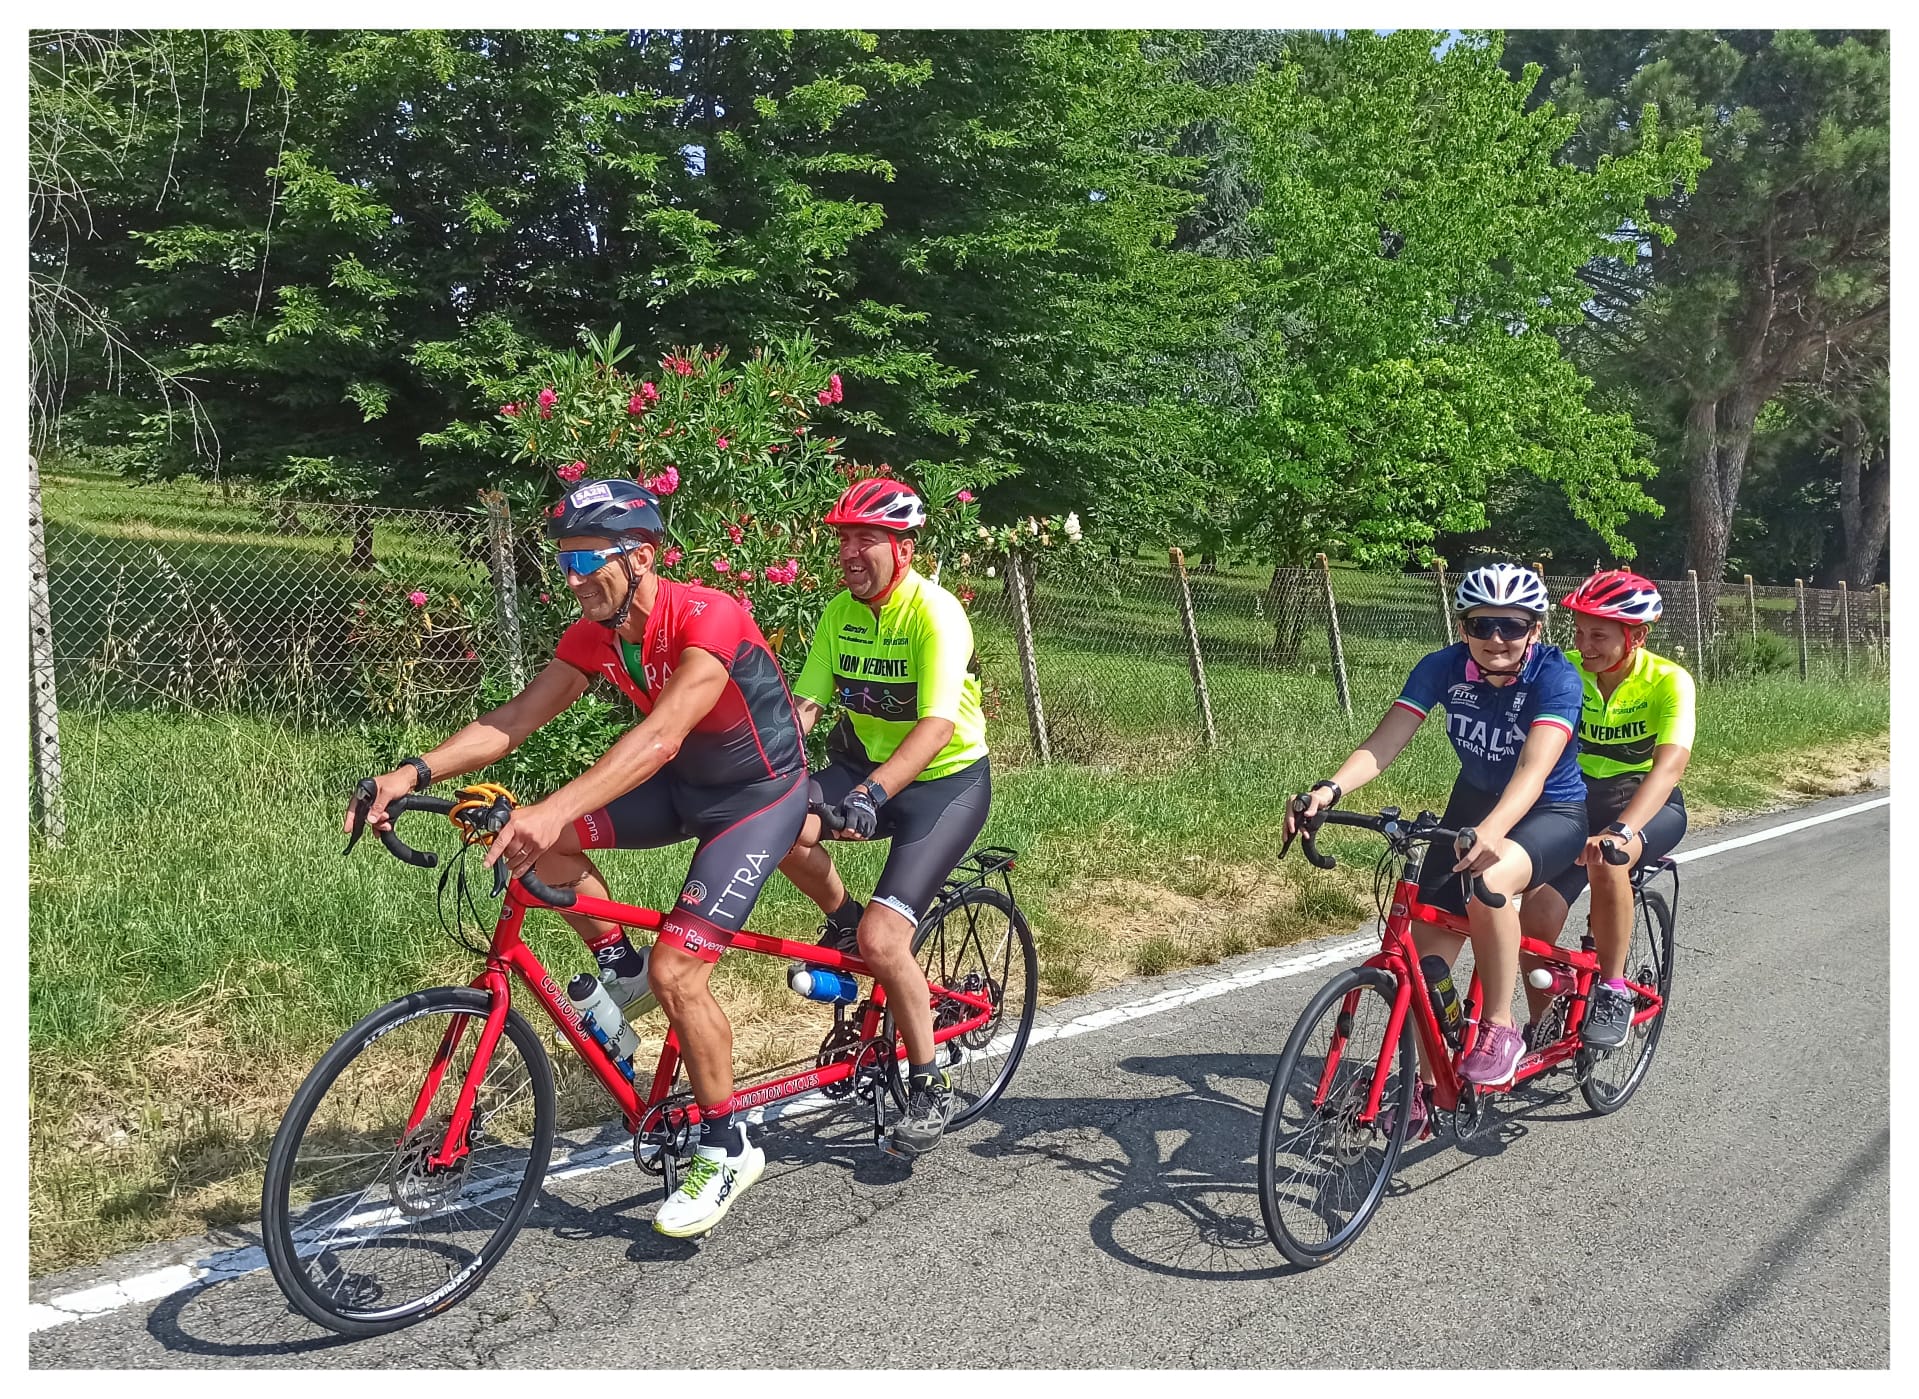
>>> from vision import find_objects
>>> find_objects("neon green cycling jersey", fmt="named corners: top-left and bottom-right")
top-left (794, 567), bottom-right (988, 781)
top-left (1565, 645), bottom-right (1697, 780)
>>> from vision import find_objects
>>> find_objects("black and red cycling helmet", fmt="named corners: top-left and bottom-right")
top-left (546, 478), bottom-right (664, 544)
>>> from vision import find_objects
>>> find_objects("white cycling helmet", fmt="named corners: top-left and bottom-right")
top-left (1454, 562), bottom-right (1550, 617)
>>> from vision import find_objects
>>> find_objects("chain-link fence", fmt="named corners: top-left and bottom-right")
top-left (27, 464), bottom-right (1892, 838)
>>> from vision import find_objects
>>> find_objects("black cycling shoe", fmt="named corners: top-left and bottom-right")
top-left (814, 919), bottom-right (860, 956)
top-left (1582, 981), bottom-right (1636, 1049)
top-left (885, 1071), bottom-right (955, 1158)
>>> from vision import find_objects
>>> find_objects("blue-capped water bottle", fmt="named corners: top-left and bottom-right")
top-left (788, 965), bottom-right (860, 1005)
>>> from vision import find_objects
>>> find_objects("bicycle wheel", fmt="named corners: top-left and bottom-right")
top-left (262, 987), bottom-right (556, 1337)
top-left (1258, 966), bottom-right (1414, 1268)
top-left (1580, 887), bottom-right (1676, 1114)
top-left (897, 884), bottom-right (1038, 1129)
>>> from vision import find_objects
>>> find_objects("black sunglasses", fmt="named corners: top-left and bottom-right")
top-left (1462, 615), bottom-right (1537, 642)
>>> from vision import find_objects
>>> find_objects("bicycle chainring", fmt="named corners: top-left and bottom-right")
top-left (1451, 1087), bottom-right (1488, 1141)
top-left (815, 1020), bottom-right (865, 1100)
top-left (633, 1094), bottom-right (697, 1177)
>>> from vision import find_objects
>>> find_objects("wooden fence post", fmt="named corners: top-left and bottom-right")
top-left (1745, 574), bottom-right (1758, 645)
top-left (1168, 548), bottom-right (1217, 750)
top-left (1795, 579), bottom-right (1810, 680)
top-left (1316, 552), bottom-right (1352, 719)
top-left (1004, 547), bottom-right (1052, 764)
top-left (1878, 584), bottom-right (1889, 671)
top-left (1838, 582), bottom-right (1852, 678)
top-left (482, 490), bottom-right (527, 692)
top-left (1688, 570), bottom-right (1706, 675)
top-left (28, 455), bottom-right (66, 844)
top-left (1434, 557), bottom-right (1453, 648)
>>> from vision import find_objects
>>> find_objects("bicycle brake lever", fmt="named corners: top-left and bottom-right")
top-left (342, 777), bottom-right (376, 856)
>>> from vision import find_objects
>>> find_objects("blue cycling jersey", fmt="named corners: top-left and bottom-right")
top-left (1393, 642), bottom-right (1585, 803)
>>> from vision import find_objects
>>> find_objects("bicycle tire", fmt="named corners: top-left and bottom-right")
top-left (886, 883), bottom-right (1038, 1129)
top-left (1579, 887), bottom-right (1676, 1115)
top-left (262, 987), bottom-right (556, 1337)
top-left (1258, 966), bottom-right (1414, 1268)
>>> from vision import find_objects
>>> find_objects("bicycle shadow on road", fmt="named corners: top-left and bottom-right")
top-left (961, 1052), bottom-right (1292, 1284)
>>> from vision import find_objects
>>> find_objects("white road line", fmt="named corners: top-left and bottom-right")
top-left (26, 791), bottom-right (1889, 1335)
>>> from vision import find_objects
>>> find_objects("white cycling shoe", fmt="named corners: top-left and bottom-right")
top-left (653, 1144), bottom-right (765, 1239)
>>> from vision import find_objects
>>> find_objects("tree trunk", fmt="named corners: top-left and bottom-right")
top-left (1265, 564), bottom-right (1310, 666)
top-left (348, 512), bottom-right (377, 571)
top-left (1838, 415), bottom-right (1891, 585)
top-left (1684, 389), bottom-right (1766, 588)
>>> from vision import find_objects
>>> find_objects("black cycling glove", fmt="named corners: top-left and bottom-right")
top-left (842, 784), bottom-right (885, 839)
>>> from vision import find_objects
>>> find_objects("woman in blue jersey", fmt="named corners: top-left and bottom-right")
top-left (1286, 563), bottom-right (1588, 1123)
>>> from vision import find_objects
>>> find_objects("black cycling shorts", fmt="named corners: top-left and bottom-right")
top-left (1542, 774), bottom-right (1688, 905)
top-left (1414, 777), bottom-right (1588, 918)
top-left (573, 768), bottom-right (809, 959)
top-left (812, 755), bottom-right (992, 928)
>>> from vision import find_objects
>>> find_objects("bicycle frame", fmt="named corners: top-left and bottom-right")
top-left (408, 878), bottom-right (997, 1172)
top-left (1329, 844), bottom-right (1669, 1122)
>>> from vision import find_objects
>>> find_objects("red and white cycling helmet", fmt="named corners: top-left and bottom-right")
top-left (825, 478), bottom-right (928, 604)
top-left (824, 478), bottom-right (927, 533)
top-left (1562, 569), bottom-right (1663, 625)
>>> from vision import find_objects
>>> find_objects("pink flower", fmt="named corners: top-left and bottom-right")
top-left (739, 594), bottom-right (754, 614)
top-left (501, 402), bottom-right (520, 417)
top-left (716, 437), bottom-right (730, 450)
top-left (667, 356), bottom-right (695, 377)
top-left (648, 466), bottom-right (680, 496)
top-left (557, 460), bottom-right (588, 482)
top-left (727, 524), bottom-right (743, 544)
top-left (663, 546), bottom-right (683, 566)
top-left (768, 445), bottom-right (781, 454)
top-left (537, 386), bottom-right (557, 418)
top-left (794, 425), bottom-right (807, 436)
top-left (713, 556), bottom-right (731, 574)
top-left (628, 393), bottom-right (648, 415)
top-left (539, 592), bottom-right (551, 603)
top-left (738, 569), bottom-right (755, 583)
top-left (830, 373), bottom-right (843, 399)
top-left (642, 381), bottom-right (659, 403)
top-left (957, 489), bottom-right (975, 503)
top-left (464, 649), bottom-right (479, 660)
top-left (817, 390), bottom-right (833, 406)
top-left (408, 590), bottom-right (428, 608)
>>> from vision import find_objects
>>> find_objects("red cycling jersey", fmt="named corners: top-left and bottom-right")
top-left (554, 579), bottom-right (804, 785)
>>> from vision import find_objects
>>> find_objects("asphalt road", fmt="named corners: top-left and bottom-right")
top-left (29, 791), bottom-right (1890, 1368)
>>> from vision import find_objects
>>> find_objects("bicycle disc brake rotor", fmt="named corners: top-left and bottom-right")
top-left (1326, 1085), bottom-right (1374, 1166)
top-left (391, 1118), bottom-right (475, 1216)
top-left (945, 971), bottom-right (1002, 1051)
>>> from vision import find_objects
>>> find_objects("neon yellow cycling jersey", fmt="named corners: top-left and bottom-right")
top-left (794, 567), bottom-right (988, 781)
top-left (1566, 645), bottom-right (1697, 780)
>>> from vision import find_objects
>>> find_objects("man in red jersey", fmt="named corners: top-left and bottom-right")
top-left (348, 479), bottom-right (805, 1238)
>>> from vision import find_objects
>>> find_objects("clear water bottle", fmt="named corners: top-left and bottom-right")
top-left (788, 965), bottom-right (859, 1005)
top-left (1527, 964), bottom-right (1579, 996)
top-left (1421, 954), bottom-right (1463, 1047)
top-left (568, 972), bottom-right (640, 1075)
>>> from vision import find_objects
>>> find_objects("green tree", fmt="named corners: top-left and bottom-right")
top-left (1501, 29), bottom-right (1890, 586)
top-left (1223, 30), bottom-right (1705, 567)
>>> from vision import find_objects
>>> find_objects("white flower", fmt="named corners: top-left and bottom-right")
top-left (1025, 517), bottom-right (1040, 536)
top-left (959, 553), bottom-right (971, 567)
top-left (978, 525), bottom-right (991, 539)
top-left (1064, 511), bottom-right (1082, 541)
top-left (985, 566), bottom-right (997, 578)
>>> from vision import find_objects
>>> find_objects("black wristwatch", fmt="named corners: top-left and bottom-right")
top-left (858, 779), bottom-right (889, 808)
top-left (1310, 780), bottom-right (1343, 807)
top-left (399, 756), bottom-right (433, 792)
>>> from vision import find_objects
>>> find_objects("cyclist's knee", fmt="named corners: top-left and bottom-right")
top-left (856, 899), bottom-right (915, 962)
top-left (648, 944), bottom-right (713, 1006)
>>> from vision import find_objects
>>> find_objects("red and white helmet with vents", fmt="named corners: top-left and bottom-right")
top-left (824, 478), bottom-right (927, 533)
top-left (1562, 569), bottom-right (1663, 625)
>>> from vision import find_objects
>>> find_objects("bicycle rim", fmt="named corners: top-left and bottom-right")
top-left (907, 884), bottom-right (1038, 1129)
top-left (1580, 889), bottom-right (1676, 1114)
top-left (1259, 967), bottom-right (1413, 1268)
top-left (262, 987), bottom-right (555, 1337)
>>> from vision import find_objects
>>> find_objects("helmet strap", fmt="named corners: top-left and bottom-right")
top-left (867, 535), bottom-right (911, 607)
top-left (601, 545), bottom-right (642, 632)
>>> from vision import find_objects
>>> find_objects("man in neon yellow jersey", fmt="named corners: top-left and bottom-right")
top-left (778, 477), bottom-right (990, 1158)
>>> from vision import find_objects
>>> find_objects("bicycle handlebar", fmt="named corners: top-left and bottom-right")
top-left (1282, 799), bottom-right (1509, 909)
top-left (345, 780), bottom-right (580, 908)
